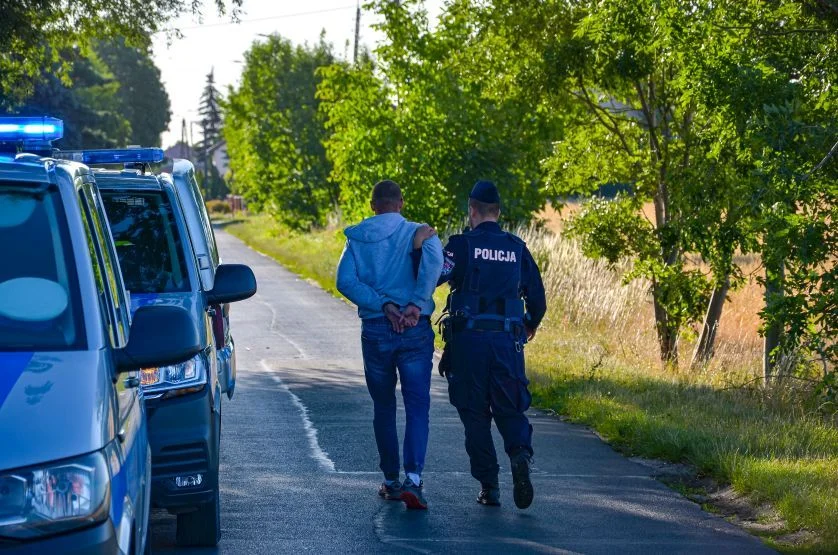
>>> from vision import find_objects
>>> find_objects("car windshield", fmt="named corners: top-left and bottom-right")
top-left (0, 181), bottom-right (86, 351)
top-left (102, 191), bottom-right (191, 294)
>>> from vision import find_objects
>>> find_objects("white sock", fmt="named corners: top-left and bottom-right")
top-left (407, 472), bottom-right (421, 486)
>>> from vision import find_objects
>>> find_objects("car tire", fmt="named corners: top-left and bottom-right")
top-left (175, 488), bottom-right (220, 547)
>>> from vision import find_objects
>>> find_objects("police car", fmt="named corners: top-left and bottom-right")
top-left (0, 117), bottom-right (201, 553)
top-left (54, 147), bottom-right (257, 547)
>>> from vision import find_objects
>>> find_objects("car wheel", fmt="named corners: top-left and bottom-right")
top-left (175, 487), bottom-right (220, 547)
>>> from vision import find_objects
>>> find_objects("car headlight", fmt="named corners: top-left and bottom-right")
top-left (141, 352), bottom-right (207, 395)
top-left (0, 451), bottom-right (109, 540)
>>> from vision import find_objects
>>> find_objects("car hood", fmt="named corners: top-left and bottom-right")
top-left (0, 350), bottom-right (114, 471)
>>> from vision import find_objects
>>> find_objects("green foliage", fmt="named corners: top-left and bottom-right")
top-left (94, 38), bottom-right (171, 147)
top-left (195, 70), bottom-right (228, 200)
top-left (198, 69), bottom-right (223, 152)
top-left (14, 46), bottom-right (130, 149)
top-left (317, 58), bottom-right (396, 222)
top-left (317, 0), bottom-right (561, 228)
top-left (689, 3), bottom-right (838, 373)
top-left (568, 195), bottom-right (655, 264)
top-left (0, 0), bottom-right (241, 110)
top-left (224, 34), bottom-right (338, 230)
top-left (481, 0), bottom-right (837, 365)
top-left (0, 35), bottom-right (169, 149)
top-left (483, 0), bottom-right (730, 360)
top-left (196, 165), bottom-right (229, 201)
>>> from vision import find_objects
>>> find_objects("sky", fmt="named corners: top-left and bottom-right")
top-left (152, 0), bottom-right (443, 148)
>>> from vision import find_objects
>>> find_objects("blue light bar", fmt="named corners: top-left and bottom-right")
top-left (0, 117), bottom-right (64, 142)
top-left (54, 147), bottom-right (164, 165)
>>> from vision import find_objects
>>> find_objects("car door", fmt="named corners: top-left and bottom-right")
top-left (78, 179), bottom-right (150, 546)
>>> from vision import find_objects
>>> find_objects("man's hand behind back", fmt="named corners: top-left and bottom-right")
top-left (402, 304), bottom-right (421, 328)
top-left (384, 302), bottom-right (405, 333)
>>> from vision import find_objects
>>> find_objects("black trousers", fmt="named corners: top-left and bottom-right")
top-left (447, 330), bottom-right (533, 485)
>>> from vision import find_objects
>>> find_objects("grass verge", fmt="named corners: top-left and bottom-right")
top-left (225, 214), bottom-right (346, 297)
top-left (225, 214), bottom-right (837, 553)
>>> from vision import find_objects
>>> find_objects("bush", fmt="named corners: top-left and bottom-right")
top-left (206, 199), bottom-right (231, 215)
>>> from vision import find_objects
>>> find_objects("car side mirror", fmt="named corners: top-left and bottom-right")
top-left (115, 305), bottom-right (202, 373)
top-left (206, 263), bottom-right (257, 305)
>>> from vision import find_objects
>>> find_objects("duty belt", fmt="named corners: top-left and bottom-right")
top-left (451, 316), bottom-right (523, 334)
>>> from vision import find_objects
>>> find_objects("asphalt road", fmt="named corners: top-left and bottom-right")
top-left (149, 229), bottom-right (773, 554)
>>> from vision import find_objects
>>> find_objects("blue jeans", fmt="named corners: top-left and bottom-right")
top-left (361, 317), bottom-right (434, 480)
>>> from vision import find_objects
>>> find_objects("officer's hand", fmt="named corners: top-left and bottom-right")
top-left (438, 347), bottom-right (451, 377)
top-left (401, 304), bottom-right (421, 327)
top-left (525, 325), bottom-right (537, 341)
top-left (413, 224), bottom-right (437, 249)
top-left (384, 303), bottom-right (405, 333)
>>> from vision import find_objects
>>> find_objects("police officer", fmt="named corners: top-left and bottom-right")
top-left (414, 181), bottom-right (546, 509)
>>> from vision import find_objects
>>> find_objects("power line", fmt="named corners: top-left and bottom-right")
top-left (157, 5), bottom-right (356, 33)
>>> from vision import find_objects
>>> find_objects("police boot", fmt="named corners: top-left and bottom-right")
top-left (477, 483), bottom-right (501, 506)
top-left (510, 450), bottom-right (534, 509)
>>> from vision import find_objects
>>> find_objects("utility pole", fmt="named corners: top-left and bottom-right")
top-left (181, 118), bottom-right (188, 159)
top-left (203, 122), bottom-right (210, 197)
top-left (353, 0), bottom-right (361, 64)
top-left (189, 121), bottom-right (196, 160)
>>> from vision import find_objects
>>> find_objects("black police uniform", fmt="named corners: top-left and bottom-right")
top-left (414, 182), bottom-right (547, 492)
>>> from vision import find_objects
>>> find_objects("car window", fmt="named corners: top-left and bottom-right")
top-left (0, 181), bottom-right (85, 350)
top-left (86, 185), bottom-right (130, 345)
top-left (187, 169), bottom-right (219, 266)
top-left (78, 189), bottom-right (116, 346)
top-left (102, 191), bottom-right (191, 294)
top-left (78, 183), bottom-right (125, 348)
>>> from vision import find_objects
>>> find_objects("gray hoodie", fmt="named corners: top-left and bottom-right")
top-left (336, 212), bottom-right (443, 320)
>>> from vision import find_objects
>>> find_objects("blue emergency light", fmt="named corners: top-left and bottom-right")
top-left (54, 147), bottom-right (165, 165)
top-left (0, 116), bottom-right (64, 142)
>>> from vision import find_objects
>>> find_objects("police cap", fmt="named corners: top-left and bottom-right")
top-left (469, 180), bottom-right (500, 204)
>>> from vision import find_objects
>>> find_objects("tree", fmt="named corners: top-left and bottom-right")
top-left (2, 35), bottom-right (171, 150)
top-left (676, 1), bottom-right (837, 377)
top-left (224, 33), bottom-right (338, 229)
top-left (197, 69), bottom-right (228, 199)
top-left (199, 69), bottom-right (223, 151)
top-left (95, 38), bottom-right (171, 147)
top-left (0, 0), bottom-right (241, 110)
top-left (475, 0), bottom-right (836, 370)
top-left (477, 0), bottom-right (727, 363)
top-left (11, 45), bottom-right (132, 149)
top-left (318, 0), bottom-right (560, 227)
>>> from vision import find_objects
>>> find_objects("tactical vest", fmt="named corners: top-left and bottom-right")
top-left (447, 228), bottom-right (525, 332)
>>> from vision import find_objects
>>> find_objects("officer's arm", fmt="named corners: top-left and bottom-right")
top-left (410, 238), bottom-right (457, 287)
top-left (521, 246), bottom-right (547, 331)
top-left (409, 234), bottom-right (444, 309)
top-left (336, 240), bottom-right (388, 313)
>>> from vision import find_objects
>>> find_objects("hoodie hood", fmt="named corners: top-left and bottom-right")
top-left (344, 213), bottom-right (406, 243)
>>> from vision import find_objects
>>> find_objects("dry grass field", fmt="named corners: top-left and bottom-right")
top-left (540, 202), bottom-right (765, 378)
